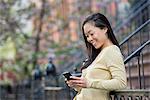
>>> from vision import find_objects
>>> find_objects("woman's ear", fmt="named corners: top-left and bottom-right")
top-left (103, 27), bottom-right (108, 34)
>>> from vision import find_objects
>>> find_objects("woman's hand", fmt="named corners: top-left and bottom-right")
top-left (66, 76), bottom-right (87, 88)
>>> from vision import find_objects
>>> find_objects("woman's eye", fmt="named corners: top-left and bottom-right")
top-left (90, 33), bottom-right (94, 36)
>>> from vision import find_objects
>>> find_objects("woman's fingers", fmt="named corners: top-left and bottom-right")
top-left (75, 83), bottom-right (86, 88)
top-left (66, 77), bottom-right (87, 88)
top-left (70, 79), bottom-right (84, 84)
top-left (70, 76), bottom-right (81, 80)
top-left (70, 78), bottom-right (87, 88)
top-left (66, 80), bottom-right (75, 87)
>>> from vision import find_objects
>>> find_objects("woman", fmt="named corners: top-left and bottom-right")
top-left (66, 13), bottom-right (127, 100)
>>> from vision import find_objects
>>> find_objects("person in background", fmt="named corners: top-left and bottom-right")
top-left (66, 13), bottom-right (127, 100)
top-left (46, 57), bottom-right (59, 86)
top-left (46, 57), bottom-right (56, 76)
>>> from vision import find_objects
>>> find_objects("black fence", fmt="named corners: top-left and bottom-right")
top-left (0, 79), bottom-right (75, 100)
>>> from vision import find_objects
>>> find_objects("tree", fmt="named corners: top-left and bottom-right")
top-left (0, 0), bottom-right (36, 83)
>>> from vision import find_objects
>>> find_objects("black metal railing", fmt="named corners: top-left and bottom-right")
top-left (115, 0), bottom-right (150, 42)
top-left (124, 40), bottom-right (150, 64)
top-left (0, 79), bottom-right (72, 100)
top-left (110, 89), bottom-right (150, 100)
top-left (119, 19), bottom-right (150, 59)
top-left (110, 17), bottom-right (150, 99)
top-left (124, 40), bottom-right (150, 89)
top-left (117, 18), bottom-right (150, 89)
top-left (113, 0), bottom-right (148, 28)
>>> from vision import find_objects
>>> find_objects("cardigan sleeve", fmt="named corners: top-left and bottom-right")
top-left (86, 47), bottom-right (127, 91)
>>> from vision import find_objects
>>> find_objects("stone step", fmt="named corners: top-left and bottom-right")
top-left (121, 44), bottom-right (150, 58)
top-left (127, 75), bottom-right (150, 89)
top-left (125, 59), bottom-right (150, 68)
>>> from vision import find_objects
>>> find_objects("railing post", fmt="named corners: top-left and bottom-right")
top-left (127, 96), bottom-right (132, 100)
top-left (128, 61), bottom-right (132, 89)
top-left (141, 53), bottom-right (145, 89)
top-left (127, 41), bottom-right (130, 57)
top-left (127, 41), bottom-right (132, 89)
top-left (137, 52), bottom-right (142, 89)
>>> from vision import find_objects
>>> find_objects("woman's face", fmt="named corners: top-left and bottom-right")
top-left (83, 23), bottom-right (108, 49)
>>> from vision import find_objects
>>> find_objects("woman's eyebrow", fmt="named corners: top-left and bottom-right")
top-left (86, 30), bottom-right (92, 34)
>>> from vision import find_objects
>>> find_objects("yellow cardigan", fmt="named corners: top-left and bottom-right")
top-left (74, 45), bottom-right (127, 100)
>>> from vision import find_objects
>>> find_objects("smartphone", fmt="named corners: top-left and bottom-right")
top-left (63, 72), bottom-right (72, 80)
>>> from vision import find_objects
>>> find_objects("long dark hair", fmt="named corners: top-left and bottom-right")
top-left (81, 13), bottom-right (119, 70)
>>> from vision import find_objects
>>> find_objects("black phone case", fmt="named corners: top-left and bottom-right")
top-left (63, 72), bottom-right (72, 80)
